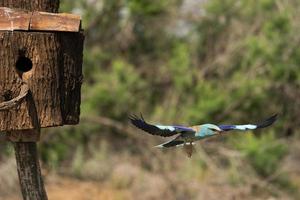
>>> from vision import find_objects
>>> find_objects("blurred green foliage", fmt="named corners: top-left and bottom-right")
top-left (35, 1), bottom-right (300, 197)
top-left (232, 132), bottom-right (287, 177)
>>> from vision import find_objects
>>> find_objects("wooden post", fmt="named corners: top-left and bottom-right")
top-left (0, 0), bottom-right (84, 200)
top-left (0, 1), bottom-right (83, 200)
top-left (14, 141), bottom-right (48, 200)
top-left (0, 1), bottom-right (57, 198)
top-left (3, 83), bottom-right (46, 199)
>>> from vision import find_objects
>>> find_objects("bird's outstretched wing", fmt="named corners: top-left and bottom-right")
top-left (218, 114), bottom-right (278, 131)
top-left (129, 114), bottom-right (195, 137)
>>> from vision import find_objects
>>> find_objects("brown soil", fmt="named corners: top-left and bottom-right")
top-left (7, 177), bottom-right (129, 200)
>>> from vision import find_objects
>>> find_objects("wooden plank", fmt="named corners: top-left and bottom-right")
top-left (0, 32), bottom-right (63, 131)
top-left (0, 31), bottom-right (83, 131)
top-left (59, 32), bottom-right (84, 124)
top-left (0, 7), bottom-right (30, 30)
top-left (0, 7), bottom-right (81, 32)
top-left (30, 11), bottom-right (81, 32)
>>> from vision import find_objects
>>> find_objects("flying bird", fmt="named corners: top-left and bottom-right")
top-left (129, 114), bottom-right (278, 157)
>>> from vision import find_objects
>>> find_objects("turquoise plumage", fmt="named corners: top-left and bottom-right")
top-left (130, 114), bottom-right (277, 157)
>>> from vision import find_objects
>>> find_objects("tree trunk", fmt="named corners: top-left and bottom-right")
top-left (14, 141), bottom-right (48, 200)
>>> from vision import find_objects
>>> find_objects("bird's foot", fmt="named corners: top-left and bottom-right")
top-left (184, 143), bottom-right (195, 158)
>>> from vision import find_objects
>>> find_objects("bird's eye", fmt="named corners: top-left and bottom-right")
top-left (208, 128), bottom-right (218, 131)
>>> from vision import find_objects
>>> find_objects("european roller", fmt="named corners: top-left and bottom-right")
top-left (130, 114), bottom-right (277, 157)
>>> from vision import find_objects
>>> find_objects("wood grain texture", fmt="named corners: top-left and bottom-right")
top-left (0, 7), bottom-right (30, 30)
top-left (0, 7), bottom-right (81, 32)
top-left (0, 31), bottom-right (84, 131)
top-left (0, 32), bottom-right (62, 130)
top-left (0, 82), bottom-right (28, 110)
top-left (0, 0), bottom-right (59, 13)
top-left (30, 11), bottom-right (81, 32)
top-left (59, 32), bottom-right (84, 124)
top-left (14, 141), bottom-right (47, 200)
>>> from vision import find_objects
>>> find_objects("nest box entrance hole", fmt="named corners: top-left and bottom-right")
top-left (15, 49), bottom-right (32, 73)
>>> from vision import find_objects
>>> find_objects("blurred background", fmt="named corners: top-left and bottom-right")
top-left (1, 0), bottom-right (300, 199)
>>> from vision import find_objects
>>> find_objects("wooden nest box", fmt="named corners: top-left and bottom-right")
top-left (0, 7), bottom-right (84, 141)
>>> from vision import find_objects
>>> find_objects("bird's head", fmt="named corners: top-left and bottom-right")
top-left (202, 124), bottom-right (222, 135)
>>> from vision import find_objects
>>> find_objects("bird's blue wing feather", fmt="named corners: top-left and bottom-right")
top-left (218, 114), bottom-right (277, 131)
top-left (219, 124), bottom-right (257, 131)
top-left (130, 115), bottom-right (195, 137)
top-left (173, 125), bottom-right (195, 132)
